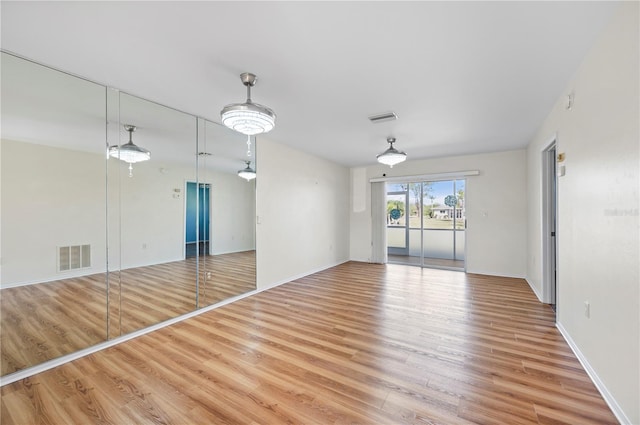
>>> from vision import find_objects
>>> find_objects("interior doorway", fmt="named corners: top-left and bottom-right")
top-left (386, 180), bottom-right (466, 271)
top-left (185, 182), bottom-right (211, 258)
top-left (542, 142), bottom-right (558, 312)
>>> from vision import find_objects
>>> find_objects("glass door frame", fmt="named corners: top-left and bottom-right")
top-left (386, 186), bottom-right (410, 256)
top-left (386, 178), bottom-right (466, 271)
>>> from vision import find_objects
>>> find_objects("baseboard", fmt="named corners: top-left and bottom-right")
top-left (464, 268), bottom-right (526, 280)
top-left (525, 277), bottom-right (544, 302)
top-left (0, 267), bottom-right (108, 289)
top-left (0, 256), bottom-right (188, 290)
top-left (556, 322), bottom-right (631, 425)
top-left (257, 259), bottom-right (349, 291)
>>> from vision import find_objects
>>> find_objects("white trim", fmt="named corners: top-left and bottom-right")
top-left (258, 259), bottom-right (349, 291)
top-left (370, 170), bottom-right (479, 183)
top-left (209, 248), bottom-right (255, 256)
top-left (556, 323), bottom-right (631, 425)
top-left (541, 135), bottom-right (558, 305)
top-left (525, 277), bottom-right (543, 302)
top-left (0, 268), bottom-right (108, 289)
top-left (466, 269), bottom-right (526, 279)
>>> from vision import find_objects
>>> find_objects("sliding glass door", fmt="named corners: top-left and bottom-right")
top-left (386, 179), bottom-right (466, 270)
top-left (386, 184), bottom-right (409, 257)
top-left (421, 180), bottom-right (465, 269)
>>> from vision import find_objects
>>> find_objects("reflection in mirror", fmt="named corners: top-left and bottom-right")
top-left (107, 92), bottom-right (199, 337)
top-left (0, 52), bottom-right (257, 379)
top-left (196, 119), bottom-right (256, 307)
top-left (0, 52), bottom-right (108, 375)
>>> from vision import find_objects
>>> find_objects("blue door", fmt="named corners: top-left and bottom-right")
top-left (186, 182), bottom-right (210, 257)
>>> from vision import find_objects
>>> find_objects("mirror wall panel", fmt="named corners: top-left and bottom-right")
top-left (196, 120), bottom-right (256, 307)
top-left (1, 52), bottom-right (108, 375)
top-left (107, 92), bottom-right (199, 337)
top-left (0, 52), bottom-right (258, 379)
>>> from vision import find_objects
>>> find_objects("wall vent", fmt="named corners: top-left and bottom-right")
top-left (58, 245), bottom-right (91, 272)
top-left (368, 111), bottom-right (398, 123)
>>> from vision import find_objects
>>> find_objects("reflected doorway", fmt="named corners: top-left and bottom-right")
top-left (186, 182), bottom-right (211, 258)
top-left (386, 180), bottom-right (466, 271)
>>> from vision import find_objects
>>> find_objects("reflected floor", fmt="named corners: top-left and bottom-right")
top-left (388, 254), bottom-right (464, 270)
top-left (0, 251), bottom-right (255, 376)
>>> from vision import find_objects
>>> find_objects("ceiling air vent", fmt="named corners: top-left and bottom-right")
top-left (368, 112), bottom-right (398, 123)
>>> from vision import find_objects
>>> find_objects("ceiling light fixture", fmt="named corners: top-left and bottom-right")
top-left (238, 161), bottom-right (257, 181)
top-left (376, 137), bottom-right (406, 168)
top-left (221, 72), bottom-right (276, 136)
top-left (108, 125), bottom-right (151, 177)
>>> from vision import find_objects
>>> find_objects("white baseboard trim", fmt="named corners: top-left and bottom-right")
top-left (525, 277), bottom-right (543, 302)
top-left (257, 259), bottom-right (349, 291)
top-left (465, 268), bottom-right (526, 280)
top-left (556, 322), bottom-right (631, 425)
top-left (1, 267), bottom-right (107, 289)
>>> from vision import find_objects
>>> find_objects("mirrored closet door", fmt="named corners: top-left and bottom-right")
top-left (106, 91), bottom-right (199, 338)
top-left (0, 52), bottom-right (257, 379)
top-left (1, 52), bottom-right (109, 375)
top-left (197, 119), bottom-right (257, 307)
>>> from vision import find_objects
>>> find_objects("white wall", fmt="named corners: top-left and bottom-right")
top-left (1, 140), bottom-right (107, 285)
top-left (526, 3), bottom-right (639, 423)
top-left (209, 173), bottom-right (256, 255)
top-left (255, 138), bottom-right (350, 290)
top-left (109, 155), bottom-right (195, 270)
top-left (350, 150), bottom-right (528, 278)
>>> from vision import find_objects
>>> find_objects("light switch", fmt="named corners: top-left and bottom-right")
top-left (557, 165), bottom-right (566, 177)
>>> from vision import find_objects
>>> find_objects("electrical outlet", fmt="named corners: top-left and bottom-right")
top-left (584, 301), bottom-right (590, 318)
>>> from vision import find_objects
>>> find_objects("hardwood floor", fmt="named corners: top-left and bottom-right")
top-left (0, 262), bottom-right (617, 424)
top-left (0, 251), bottom-right (256, 376)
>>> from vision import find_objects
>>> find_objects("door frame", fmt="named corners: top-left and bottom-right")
top-left (386, 186), bottom-right (410, 256)
top-left (542, 136), bottom-right (558, 309)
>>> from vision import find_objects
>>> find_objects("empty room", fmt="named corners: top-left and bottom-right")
top-left (1, 1), bottom-right (638, 424)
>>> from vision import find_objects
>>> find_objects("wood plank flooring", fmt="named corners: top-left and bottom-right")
top-left (0, 262), bottom-right (618, 424)
top-left (0, 251), bottom-right (256, 376)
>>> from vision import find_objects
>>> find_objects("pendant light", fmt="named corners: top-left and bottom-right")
top-left (108, 125), bottom-right (151, 177)
top-left (221, 72), bottom-right (276, 136)
top-left (238, 161), bottom-right (257, 181)
top-left (376, 137), bottom-right (406, 168)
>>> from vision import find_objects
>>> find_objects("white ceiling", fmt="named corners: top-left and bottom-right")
top-left (1, 1), bottom-right (619, 167)
top-left (1, 51), bottom-right (251, 173)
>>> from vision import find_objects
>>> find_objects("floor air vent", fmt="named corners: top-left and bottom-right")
top-left (58, 245), bottom-right (91, 272)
